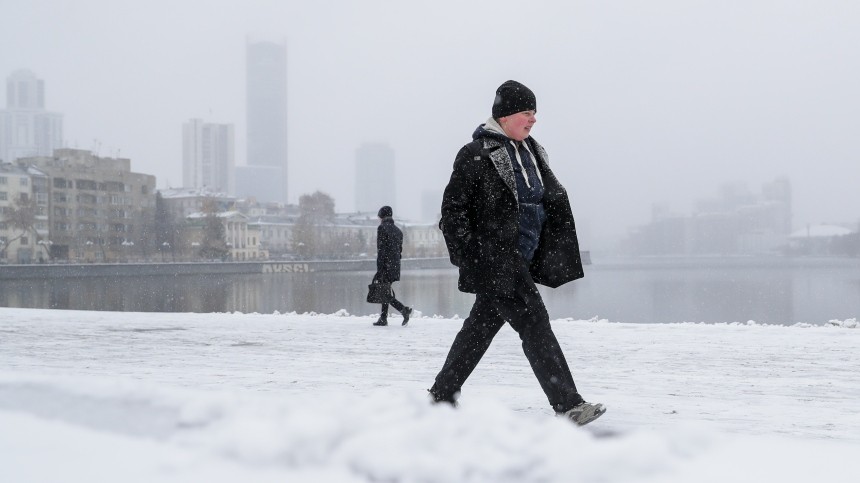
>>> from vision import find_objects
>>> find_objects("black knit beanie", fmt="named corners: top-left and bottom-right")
top-left (492, 80), bottom-right (537, 119)
top-left (378, 205), bottom-right (393, 218)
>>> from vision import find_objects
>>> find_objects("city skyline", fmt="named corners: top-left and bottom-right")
top-left (2, 1), bottom-right (859, 249)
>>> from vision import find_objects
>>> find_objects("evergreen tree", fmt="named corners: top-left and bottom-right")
top-left (199, 199), bottom-right (229, 260)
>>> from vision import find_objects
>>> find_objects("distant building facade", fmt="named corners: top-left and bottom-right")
top-left (0, 163), bottom-right (49, 263)
top-left (1, 147), bottom-right (446, 264)
top-left (252, 209), bottom-right (446, 261)
top-left (355, 143), bottom-right (395, 213)
top-left (182, 119), bottom-right (235, 195)
top-left (185, 210), bottom-right (265, 261)
top-left (245, 40), bottom-right (288, 203)
top-left (157, 187), bottom-right (270, 261)
top-left (157, 187), bottom-right (236, 219)
top-left (788, 223), bottom-right (858, 256)
top-left (401, 221), bottom-right (447, 258)
top-left (17, 148), bottom-right (156, 263)
top-left (623, 178), bottom-right (793, 256)
top-left (0, 70), bottom-right (63, 163)
top-left (238, 199), bottom-right (300, 258)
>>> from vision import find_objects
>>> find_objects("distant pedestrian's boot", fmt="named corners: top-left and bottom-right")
top-left (401, 307), bottom-right (413, 326)
top-left (373, 316), bottom-right (388, 326)
top-left (559, 401), bottom-right (606, 426)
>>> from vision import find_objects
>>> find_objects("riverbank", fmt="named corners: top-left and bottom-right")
top-left (2, 255), bottom-right (858, 324)
top-left (0, 257), bottom-right (453, 280)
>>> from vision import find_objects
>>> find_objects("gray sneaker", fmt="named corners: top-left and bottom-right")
top-left (560, 401), bottom-right (606, 426)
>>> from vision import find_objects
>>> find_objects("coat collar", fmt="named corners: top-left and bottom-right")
top-left (477, 133), bottom-right (550, 199)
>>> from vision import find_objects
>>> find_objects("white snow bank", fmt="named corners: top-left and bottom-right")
top-left (1, 307), bottom-right (860, 482)
top-left (2, 375), bottom-right (857, 483)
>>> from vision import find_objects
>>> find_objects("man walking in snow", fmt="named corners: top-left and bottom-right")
top-left (428, 80), bottom-right (605, 425)
top-left (372, 205), bottom-right (413, 326)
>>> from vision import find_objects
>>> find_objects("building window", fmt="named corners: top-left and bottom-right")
top-left (20, 178), bottom-right (28, 186)
top-left (76, 179), bottom-right (97, 190)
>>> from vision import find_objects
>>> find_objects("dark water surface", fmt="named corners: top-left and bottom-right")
top-left (2, 258), bottom-right (859, 325)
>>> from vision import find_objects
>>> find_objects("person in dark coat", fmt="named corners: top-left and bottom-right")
top-left (428, 80), bottom-right (605, 426)
top-left (373, 205), bottom-right (413, 326)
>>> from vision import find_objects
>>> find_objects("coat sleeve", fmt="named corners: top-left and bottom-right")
top-left (440, 144), bottom-right (480, 268)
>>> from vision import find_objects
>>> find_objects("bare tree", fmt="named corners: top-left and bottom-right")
top-left (292, 191), bottom-right (335, 259)
top-left (1, 195), bottom-right (39, 260)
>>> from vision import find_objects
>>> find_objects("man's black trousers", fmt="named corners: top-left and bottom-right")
top-left (430, 263), bottom-right (584, 413)
top-left (381, 298), bottom-right (406, 317)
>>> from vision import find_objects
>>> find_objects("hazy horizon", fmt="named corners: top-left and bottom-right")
top-left (2, 0), bottom-right (858, 249)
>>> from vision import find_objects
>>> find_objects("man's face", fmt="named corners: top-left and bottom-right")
top-left (500, 110), bottom-right (536, 141)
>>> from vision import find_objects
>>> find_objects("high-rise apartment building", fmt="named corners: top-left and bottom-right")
top-left (355, 143), bottom-right (395, 213)
top-left (243, 40), bottom-right (287, 203)
top-left (0, 70), bottom-right (63, 163)
top-left (182, 119), bottom-right (235, 194)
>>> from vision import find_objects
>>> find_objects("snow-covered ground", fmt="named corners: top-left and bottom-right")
top-left (1, 307), bottom-right (859, 482)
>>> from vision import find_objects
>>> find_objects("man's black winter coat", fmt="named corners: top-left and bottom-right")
top-left (440, 135), bottom-right (584, 295)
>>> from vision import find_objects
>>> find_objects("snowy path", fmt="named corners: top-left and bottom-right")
top-left (1, 308), bottom-right (859, 482)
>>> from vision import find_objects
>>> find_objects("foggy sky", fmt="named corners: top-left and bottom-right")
top-left (2, 0), bottom-right (859, 249)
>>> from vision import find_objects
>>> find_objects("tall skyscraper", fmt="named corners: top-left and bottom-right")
top-left (355, 142), bottom-right (395, 213)
top-left (0, 70), bottom-right (63, 163)
top-left (244, 40), bottom-right (287, 203)
top-left (182, 119), bottom-right (235, 194)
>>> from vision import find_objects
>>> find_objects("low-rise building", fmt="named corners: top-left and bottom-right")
top-left (185, 210), bottom-right (266, 261)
